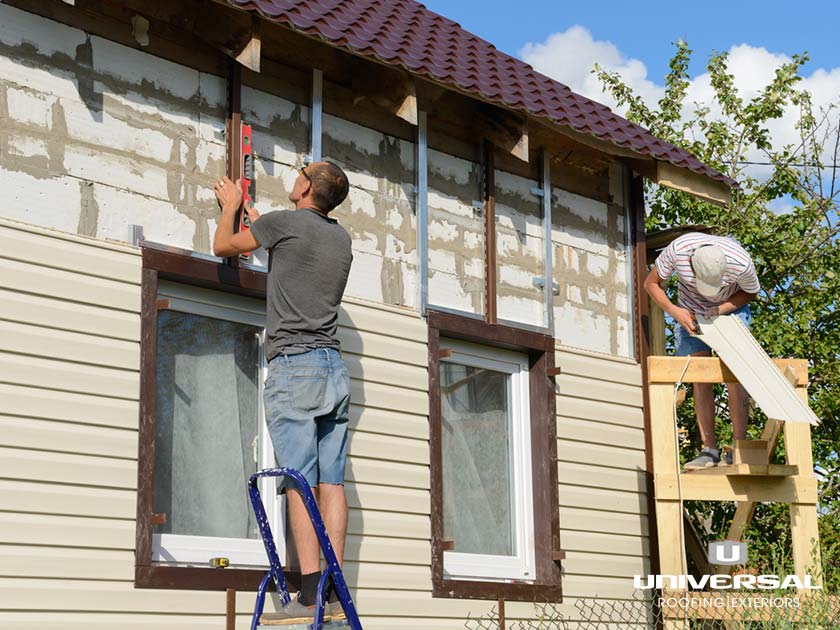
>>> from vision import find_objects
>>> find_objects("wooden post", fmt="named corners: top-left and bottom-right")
top-left (786, 384), bottom-right (821, 586)
top-left (648, 297), bottom-right (667, 356)
top-left (226, 588), bottom-right (236, 630)
top-left (648, 356), bottom-right (822, 622)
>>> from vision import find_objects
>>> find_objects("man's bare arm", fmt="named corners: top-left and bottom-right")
top-left (213, 176), bottom-right (262, 257)
top-left (643, 266), bottom-right (698, 333)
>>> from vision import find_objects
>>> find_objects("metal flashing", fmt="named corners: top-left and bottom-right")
top-left (695, 315), bottom-right (819, 425)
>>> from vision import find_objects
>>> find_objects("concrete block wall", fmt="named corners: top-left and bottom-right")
top-left (0, 4), bottom-right (226, 252)
top-left (0, 3), bottom-right (634, 358)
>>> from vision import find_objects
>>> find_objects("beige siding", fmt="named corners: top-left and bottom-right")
top-left (555, 345), bottom-right (651, 605)
top-left (0, 217), bottom-right (650, 627)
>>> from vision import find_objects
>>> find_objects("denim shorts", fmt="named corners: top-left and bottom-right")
top-left (675, 304), bottom-right (751, 356)
top-left (264, 347), bottom-right (351, 492)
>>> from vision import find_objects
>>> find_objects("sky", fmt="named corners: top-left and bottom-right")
top-left (420, 1), bottom-right (840, 84)
top-left (420, 1), bottom-right (840, 211)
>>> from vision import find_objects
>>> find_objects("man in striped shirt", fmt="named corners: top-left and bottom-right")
top-left (644, 232), bottom-right (760, 469)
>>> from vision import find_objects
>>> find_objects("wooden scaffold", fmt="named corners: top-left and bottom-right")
top-left (647, 356), bottom-right (822, 626)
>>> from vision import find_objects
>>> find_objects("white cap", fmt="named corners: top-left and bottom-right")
top-left (692, 245), bottom-right (727, 298)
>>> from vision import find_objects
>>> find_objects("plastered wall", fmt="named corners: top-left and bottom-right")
top-left (0, 3), bottom-right (634, 358)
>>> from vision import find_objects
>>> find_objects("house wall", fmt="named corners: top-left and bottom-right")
top-left (0, 3), bottom-right (651, 627)
top-left (0, 217), bottom-right (650, 628)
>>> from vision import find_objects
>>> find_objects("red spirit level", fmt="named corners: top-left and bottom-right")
top-left (239, 123), bottom-right (255, 260)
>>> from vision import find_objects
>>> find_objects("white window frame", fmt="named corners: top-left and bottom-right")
top-left (151, 282), bottom-right (284, 568)
top-left (440, 340), bottom-right (535, 582)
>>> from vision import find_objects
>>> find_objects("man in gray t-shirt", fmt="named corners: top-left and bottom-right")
top-left (213, 162), bottom-right (353, 620)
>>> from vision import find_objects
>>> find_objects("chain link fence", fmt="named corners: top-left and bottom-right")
top-left (464, 589), bottom-right (840, 629)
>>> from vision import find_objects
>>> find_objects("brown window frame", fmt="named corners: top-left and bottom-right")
top-left (427, 308), bottom-right (563, 601)
top-left (134, 244), bottom-right (297, 591)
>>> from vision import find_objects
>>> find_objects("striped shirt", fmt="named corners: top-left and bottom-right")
top-left (655, 233), bottom-right (760, 314)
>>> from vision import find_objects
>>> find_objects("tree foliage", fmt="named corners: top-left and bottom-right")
top-left (596, 42), bottom-right (840, 588)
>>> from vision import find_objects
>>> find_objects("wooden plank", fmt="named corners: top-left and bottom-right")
top-left (0, 415), bottom-right (137, 459)
top-left (656, 473), bottom-right (818, 503)
top-left (0, 319), bottom-right (140, 371)
top-left (648, 357), bottom-right (809, 385)
top-left (655, 500), bottom-right (686, 577)
top-left (656, 161), bottom-right (731, 207)
top-left (684, 463), bottom-right (798, 477)
top-left (0, 288), bottom-right (140, 342)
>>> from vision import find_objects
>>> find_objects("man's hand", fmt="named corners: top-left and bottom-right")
top-left (244, 200), bottom-right (260, 224)
top-left (672, 306), bottom-right (698, 333)
top-left (214, 176), bottom-right (243, 213)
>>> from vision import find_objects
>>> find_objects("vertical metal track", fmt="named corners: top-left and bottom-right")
top-left (542, 149), bottom-right (554, 333)
top-left (310, 69), bottom-right (323, 162)
top-left (416, 110), bottom-right (429, 315)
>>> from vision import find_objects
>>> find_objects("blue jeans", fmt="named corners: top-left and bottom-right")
top-left (264, 348), bottom-right (351, 492)
top-left (675, 304), bottom-right (751, 356)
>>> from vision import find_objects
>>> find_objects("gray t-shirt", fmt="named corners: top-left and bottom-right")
top-left (250, 208), bottom-right (352, 361)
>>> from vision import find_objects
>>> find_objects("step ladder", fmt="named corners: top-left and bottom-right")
top-left (248, 467), bottom-right (363, 630)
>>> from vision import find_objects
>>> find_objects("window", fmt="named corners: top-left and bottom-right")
top-left (440, 341), bottom-right (534, 581)
top-left (136, 246), bottom-right (281, 590)
top-left (151, 282), bottom-right (283, 568)
top-left (428, 310), bottom-right (563, 601)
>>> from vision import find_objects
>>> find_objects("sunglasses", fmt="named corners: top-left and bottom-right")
top-left (298, 166), bottom-right (311, 184)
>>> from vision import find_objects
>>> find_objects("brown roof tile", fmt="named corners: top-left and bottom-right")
top-left (226, 0), bottom-right (734, 187)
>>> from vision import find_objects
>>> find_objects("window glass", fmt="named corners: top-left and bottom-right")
top-left (439, 341), bottom-right (534, 582)
top-left (153, 310), bottom-right (262, 540)
top-left (441, 363), bottom-right (513, 556)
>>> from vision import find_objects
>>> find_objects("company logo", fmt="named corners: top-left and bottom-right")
top-left (634, 540), bottom-right (822, 591)
top-left (709, 541), bottom-right (747, 565)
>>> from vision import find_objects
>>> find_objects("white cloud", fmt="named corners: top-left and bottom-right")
top-left (520, 27), bottom-right (840, 173)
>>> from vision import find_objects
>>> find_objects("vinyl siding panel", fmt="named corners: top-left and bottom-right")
top-left (0, 217), bottom-right (652, 628)
top-left (555, 346), bottom-right (651, 605)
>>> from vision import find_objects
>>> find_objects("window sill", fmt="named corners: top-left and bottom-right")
top-left (432, 576), bottom-right (563, 602)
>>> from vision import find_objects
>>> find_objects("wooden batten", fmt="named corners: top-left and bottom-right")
top-left (655, 161), bottom-right (731, 207)
top-left (352, 68), bottom-right (418, 125)
top-left (193, 6), bottom-right (262, 71)
top-left (474, 105), bottom-right (529, 162)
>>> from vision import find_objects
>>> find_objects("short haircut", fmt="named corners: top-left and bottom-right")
top-left (309, 161), bottom-right (349, 212)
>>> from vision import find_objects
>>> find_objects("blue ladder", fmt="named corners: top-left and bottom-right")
top-left (247, 467), bottom-right (363, 630)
